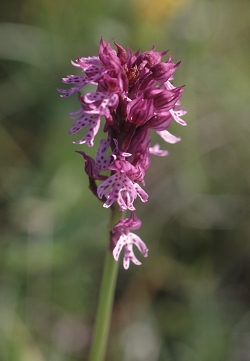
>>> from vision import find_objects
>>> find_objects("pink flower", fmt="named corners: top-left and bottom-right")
top-left (59, 39), bottom-right (186, 268)
top-left (97, 160), bottom-right (148, 211)
top-left (58, 39), bottom-right (186, 151)
top-left (111, 213), bottom-right (148, 270)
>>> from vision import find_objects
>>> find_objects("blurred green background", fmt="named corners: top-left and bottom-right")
top-left (1, 0), bottom-right (250, 360)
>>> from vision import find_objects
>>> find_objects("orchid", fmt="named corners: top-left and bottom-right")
top-left (58, 39), bottom-right (186, 269)
top-left (111, 213), bottom-right (148, 270)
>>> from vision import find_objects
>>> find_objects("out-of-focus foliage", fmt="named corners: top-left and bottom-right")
top-left (1, 0), bottom-right (250, 360)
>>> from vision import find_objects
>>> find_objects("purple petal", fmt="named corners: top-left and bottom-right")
top-left (133, 183), bottom-right (148, 203)
top-left (156, 130), bottom-right (181, 144)
top-left (72, 117), bottom-right (101, 147)
top-left (84, 92), bottom-right (119, 118)
top-left (149, 144), bottom-right (169, 156)
top-left (112, 231), bottom-right (148, 270)
top-left (169, 108), bottom-right (187, 126)
top-left (76, 151), bottom-right (107, 180)
top-left (69, 113), bottom-right (99, 134)
top-left (95, 135), bottom-right (113, 172)
top-left (130, 233), bottom-right (148, 257)
top-left (112, 212), bottom-right (142, 231)
top-left (113, 234), bottom-right (127, 261)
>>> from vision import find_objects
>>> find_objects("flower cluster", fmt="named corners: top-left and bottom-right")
top-left (58, 39), bottom-right (186, 269)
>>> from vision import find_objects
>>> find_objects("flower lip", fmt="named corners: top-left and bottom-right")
top-left (111, 213), bottom-right (148, 269)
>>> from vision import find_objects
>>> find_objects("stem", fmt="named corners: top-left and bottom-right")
top-left (88, 203), bottom-right (123, 361)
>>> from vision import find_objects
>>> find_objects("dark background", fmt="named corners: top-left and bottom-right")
top-left (1, 0), bottom-right (250, 360)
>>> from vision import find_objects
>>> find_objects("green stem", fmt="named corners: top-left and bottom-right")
top-left (89, 203), bottom-right (123, 361)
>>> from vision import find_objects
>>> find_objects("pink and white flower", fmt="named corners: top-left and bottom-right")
top-left (59, 39), bottom-right (186, 268)
top-left (111, 213), bottom-right (148, 270)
